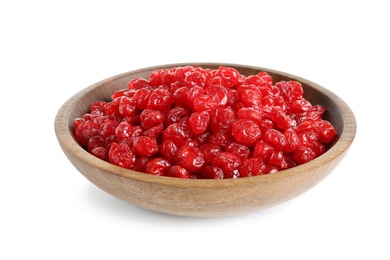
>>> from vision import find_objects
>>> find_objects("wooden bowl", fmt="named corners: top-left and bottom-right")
top-left (54, 63), bottom-right (356, 217)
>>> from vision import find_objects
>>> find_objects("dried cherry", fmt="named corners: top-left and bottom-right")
top-left (74, 65), bottom-right (337, 179)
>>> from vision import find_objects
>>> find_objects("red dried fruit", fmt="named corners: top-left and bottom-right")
top-left (283, 128), bottom-right (300, 153)
top-left (165, 106), bottom-right (189, 126)
top-left (209, 131), bottom-right (233, 149)
top-left (262, 129), bottom-right (287, 151)
top-left (144, 158), bottom-right (171, 176)
top-left (162, 123), bottom-right (190, 148)
top-left (89, 110), bottom-right (105, 123)
top-left (270, 106), bottom-right (291, 130)
top-left (104, 135), bottom-right (116, 149)
top-left (140, 109), bottom-right (165, 130)
top-left (132, 156), bottom-right (149, 172)
top-left (133, 136), bottom-right (159, 157)
top-left (90, 147), bottom-right (109, 161)
top-left (175, 146), bottom-right (205, 172)
top-left (276, 80), bottom-right (304, 104)
top-left (115, 122), bottom-right (141, 141)
top-left (193, 94), bottom-right (220, 112)
top-left (170, 81), bottom-right (185, 94)
top-left (261, 95), bottom-right (274, 114)
top-left (245, 75), bottom-right (263, 86)
top-left (87, 135), bottom-right (104, 153)
top-left (143, 122), bottom-right (164, 139)
top-left (166, 165), bottom-right (190, 178)
top-left (188, 111), bottom-right (210, 134)
top-left (128, 77), bottom-right (150, 90)
top-left (133, 88), bottom-right (151, 110)
top-left (108, 142), bottom-right (136, 169)
top-left (149, 69), bottom-right (167, 87)
top-left (111, 89), bottom-right (129, 100)
top-left (268, 150), bottom-right (288, 169)
top-left (90, 101), bottom-right (106, 112)
top-left (172, 87), bottom-right (190, 108)
top-left (240, 89), bottom-right (262, 108)
top-left (99, 120), bottom-right (119, 140)
top-left (103, 100), bottom-right (119, 117)
top-left (231, 119), bottom-right (262, 145)
top-left (117, 96), bottom-right (137, 117)
top-left (201, 165), bottom-right (224, 179)
top-left (184, 70), bottom-right (208, 88)
top-left (186, 86), bottom-right (204, 111)
top-left (73, 117), bottom-right (85, 130)
top-left (182, 137), bottom-right (199, 148)
top-left (173, 66), bottom-right (195, 82)
top-left (161, 71), bottom-right (176, 87)
top-left (225, 142), bottom-right (250, 161)
top-left (226, 88), bottom-right (239, 107)
top-left (199, 143), bottom-right (222, 164)
top-left (212, 152), bottom-right (241, 178)
top-left (159, 140), bottom-right (178, 164)
top-left (193, 131), bottom-right (211, 146)
top-left (212, 66), bottom-right (240, 88)
top-left (75, 65), bottom-right (337, 179)
top-left (311, 141), bottom-right (326, 157)
top-left (260, 118), bottom-right (274, 133)
top-left (210, 107), bottom-right (235, 133)
top-left (74, 120), bottom-right (99, 147)
top-left (147, 88), bottom-right (173, 111)
top-left (205, 85), bottom-right (228, 106)
top-left (253, 140), bottom-right (275, 161)
top-left (298, 130), bottom-right (319, 148)
top-left (239, 158), bottom-right (266, 177)
top-left (290, 99), bottom-right (313, 114)
top-left (294, 146), bottom-right (316, 165)
top-left (237, 107), bottom-right (263, 126)
top-left (314, 120), bottom-right (337, 143)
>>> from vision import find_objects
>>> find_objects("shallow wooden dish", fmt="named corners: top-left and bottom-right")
top-left (54, 63), bottom-right (356, 217)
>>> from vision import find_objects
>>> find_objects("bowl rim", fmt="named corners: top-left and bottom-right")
top-left (55, 62), bottom-right (357, 188)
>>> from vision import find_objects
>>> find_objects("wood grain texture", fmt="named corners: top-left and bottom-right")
top-left (54, 63), bottom-right (357, 217)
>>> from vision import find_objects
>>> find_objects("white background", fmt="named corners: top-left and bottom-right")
top-left (1, 0), bottom-right (389, 259)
